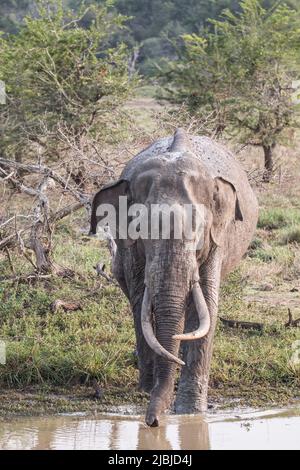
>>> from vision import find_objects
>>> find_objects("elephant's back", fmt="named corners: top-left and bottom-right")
top-left (191, 136), bottom-right (247, 187)
top-left (121, 136), bottom-right (173, 180)
top-left (122, 135), bottom-right (246, 188)
top-left (122, 134), bottom-right (256, 203)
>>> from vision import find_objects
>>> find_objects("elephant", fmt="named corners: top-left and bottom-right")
top-left (90, 128), bottom-right (258, 427)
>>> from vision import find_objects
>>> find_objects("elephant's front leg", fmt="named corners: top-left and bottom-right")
top-left (175, 247), bottom-right (222, 413)
top-left (132, 296), bottom-right (155, 393)
top-left (121, 248), bottom-right (155, 393)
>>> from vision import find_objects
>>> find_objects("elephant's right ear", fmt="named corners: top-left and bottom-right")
top-left (210, 177), bottom-right (243, 246)
top-left (90, 179), bottom-right (130, 238)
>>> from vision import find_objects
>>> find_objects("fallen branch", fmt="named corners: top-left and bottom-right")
top-left (94, 262), bottom-right (117, 285)
top-left (220, 308), bottom-right (300, 332)
top-left (0, 273), bottom-right (53, 283)
top-left (220, 317), bottom-right (264, 331)
top-left (49, 201), bottom-right (84, 223)
top-left (285, 309), bottom-right (300, 328)
top-left (0, 231), bottom-right (25, 250)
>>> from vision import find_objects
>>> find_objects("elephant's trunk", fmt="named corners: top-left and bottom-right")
top-left (141, 282), bottom-right (211, 362)
top-left (141, 288), bottom-right (185, 366)
top-left (145, 287), bottom-right (186, 427)
top-left (143, 282), bottom-right (211, 426)
top-left (142, 243), bottom-right (211, 426)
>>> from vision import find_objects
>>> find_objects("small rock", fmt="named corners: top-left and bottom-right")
top-left (50, 299), bottom-right (82, 313)
top-left (290, 287), bottom-right (299, 292)
top-left (259, 283), bottom-right (274, 291)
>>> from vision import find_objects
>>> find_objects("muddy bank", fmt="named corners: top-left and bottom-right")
top-left (0, 385), bottom-right (299, 421)
top-left (0, 387), bottom-right (148, 420)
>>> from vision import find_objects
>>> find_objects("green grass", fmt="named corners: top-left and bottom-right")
top-left (249, 207), bottom-right (300, 269)
top-left (0, 281), bottom-right (136, 388)
top-left (0, 226), bottom-right (137, 390)
top-left (258, 208), bottom-right (300, 230)
top-left (135, 84), bottom-right (157, 98)
top-left (248, 236), bottom-right (264, 251)
top-left (278, 225), bottom-right (300, 246)
top-left (214, 271), bottom-right (300, 404)
top-left (213, 325), bottom-right (299, 390)
top-left (248, 244), bottom-right (295, 266)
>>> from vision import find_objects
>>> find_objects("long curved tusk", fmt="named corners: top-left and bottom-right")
top-left (173, 282), bottom-right (210, 341)
top-left (141, 287), bottom-right (185, 366)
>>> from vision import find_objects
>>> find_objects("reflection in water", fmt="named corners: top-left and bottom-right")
top-left (0, 407), bottom-right (299, 450)
top-left (137, 416), bottom-right (209, 450)
top-left (0, 414), bottom-right (209, 450)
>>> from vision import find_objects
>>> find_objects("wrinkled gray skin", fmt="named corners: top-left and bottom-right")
top-left (90, 129), bottom-right (258, 427)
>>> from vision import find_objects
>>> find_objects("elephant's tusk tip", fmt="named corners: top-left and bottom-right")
top-left (173, 334), bottom-right (182, 340)
top-left (173, 334), bottom-right (190, 341)
top-left (173, 333), bottom-right (207, 341)
top-left (169, 350), bottom-right (185, 366)
top-left (176, 358), bottom-right (185, 366)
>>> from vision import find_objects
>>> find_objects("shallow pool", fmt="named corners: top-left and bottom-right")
top-left (0, 406), bottom-right (299, 450)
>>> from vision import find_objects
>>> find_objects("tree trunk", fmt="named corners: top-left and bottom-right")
top-left (263, 144), bottom-right (275, 182)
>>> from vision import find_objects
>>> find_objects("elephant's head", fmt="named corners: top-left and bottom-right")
top-left (90, 129), bottom-right (243, 426)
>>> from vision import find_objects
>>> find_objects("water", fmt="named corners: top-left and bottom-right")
top-left (0, 407), bottom-right (299, 450)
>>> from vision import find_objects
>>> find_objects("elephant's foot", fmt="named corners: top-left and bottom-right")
top-left (175, 378), bottom-right (208, 414)
top-left (175, 395), bottom-right (208, 414)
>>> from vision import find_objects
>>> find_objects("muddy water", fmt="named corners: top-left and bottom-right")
top-left (0, 407), bottom-right (299, 450)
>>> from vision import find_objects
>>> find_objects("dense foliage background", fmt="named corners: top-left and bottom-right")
top-left (1, 0), bottom-right (299, 75)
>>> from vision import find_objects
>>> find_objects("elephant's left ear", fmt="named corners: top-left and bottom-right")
top-left (210, 177), bottom-right (243, 246)
top-left (89, 179), bottom-right (130, 237)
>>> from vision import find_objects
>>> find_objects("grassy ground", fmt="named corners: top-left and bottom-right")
top-left (0, 92), bottom-right (299, 417)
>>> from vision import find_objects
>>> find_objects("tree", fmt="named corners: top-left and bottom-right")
top-left (0, 0), bottom-right (134, 164)
top-left (0, 0), bottom-right (136, 274)
top-left (161, 0), bottom-right (300, 181)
